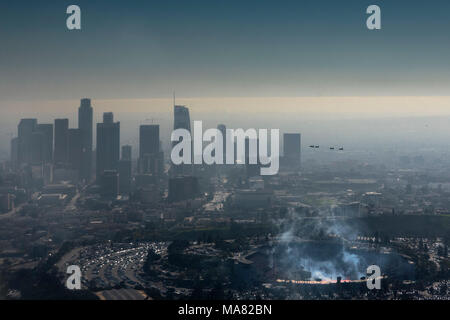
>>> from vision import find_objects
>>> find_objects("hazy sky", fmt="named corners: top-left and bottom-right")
top-left (1, 0), bottom-right (450, 104)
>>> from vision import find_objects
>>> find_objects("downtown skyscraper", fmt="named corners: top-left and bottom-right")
top-left (78, 98), bottom-right (93, 182)
top-left (139, 125), bottom-right (163, 175)
top-left (173, 105), bottom-right (191, 132)
top-left (121, 145), bottom-right (132, 161)
top-left (96, 112), bottom-right (120, 181)
top-left (16, 118), bottom-right (52, 166)
top-left (17, 119), bottom-right (37, 165)
top-left (54, 119), bottom-right (69, 164)
top-left (171, 105), bottom-right (192, 176)
top-left (67, 128), bottom-right (82, 171)
top-left (36, 124), bottom-right (53, 164)
top-left (119, 145), bottom-right (132, 195)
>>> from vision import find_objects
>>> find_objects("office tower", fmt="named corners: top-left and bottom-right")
top-left (67, 129), bottom-right (82, 171)
top-left (30, 131), bottom-right (44, 164)
top-left (139, 125), bottom-right (160, 157)
top-left (10, 137), bottom-right (19, 168)
top-left (100, 170), bottom-right (119, 198)
top-left (78, 98), bottom-right (93, 182)
top-left (172, 105), bottom-right (192, 176)
top-left (168, 176), bottom-right (199, 203)
top-left (36, 124), bottom-right (53, 163)
top-left (96, 112), bottom-right (120, 180)
top-left (119, 145), bottom-right (132, 194)
top-left (122, 145), bottom-right (132, 161)
top-left (118, 159), bottom-right (132, 195)
top-left (283, 133), bottom-right (301, 167)
top-left (18, 118), bottom-right (37, 165)
top-left (54, 119), bottom-right (69, 163)
top-left (103, 112), bottom-right (114, 124)
top-left (139, 125), bottom-right (163, 175)
top-left (174, 105), bottom-right (191, 131)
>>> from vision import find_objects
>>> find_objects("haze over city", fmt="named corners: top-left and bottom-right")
top-left (0, 0), bottom-right (449, 303)
top-left (2, 1), bottom-right (450, 160)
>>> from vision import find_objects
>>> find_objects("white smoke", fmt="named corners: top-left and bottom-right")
top-left (272, 207), bottom-right (365, 281)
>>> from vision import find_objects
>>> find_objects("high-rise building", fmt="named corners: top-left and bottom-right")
top-left (139, 125), bottom-right (163, 175)
top-left (139, 125), bottom-right (160, 157)
top-left (18, 118), bottom-right (37, 165)
top-left (54, 119), bottom-right (69, 164)
top-left (10, 137), bottom-right (19, 168)
top-left (78, 98), bottom-right (93, 182)
top-left (36, 124), bottom-right (53, 164)
top-left (122, 145), bottom-right (132, 161)
top-left (30, 131), bottom-right (44, 164)
top-left (172, 105), bottom-right (192, 176)
top-left (103, 112), bottom-right (114, 124)
top-left (174, 105), bottom-right (191, 131)
top-left (67, 129), bottom-right (82, 171)
top-left (283, 133), bottom-right (301, 167)
top-left (119, 145), bottom-right (132, 194)
top-left (118, 159), bottom-right (132, 195)
top-left (96, 112), bottom-right (120, 180)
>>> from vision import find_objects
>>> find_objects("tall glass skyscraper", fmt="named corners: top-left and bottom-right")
top-left (96, 112), bottom-right (120, 181)
top-left (78, 98), bottom-right (93, 182)
top-left (54, 119), bottom-right (69, 164)
top-left (172, 105), bottom-right (192, 176)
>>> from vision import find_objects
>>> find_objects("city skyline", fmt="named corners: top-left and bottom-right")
top-left (5, 95), bottom-right (450, 166)
top-left (7, 98), bottom-right (299, 182)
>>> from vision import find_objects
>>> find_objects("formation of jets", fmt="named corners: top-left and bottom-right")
top-left (309, 145), bottom-right (344, 151)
